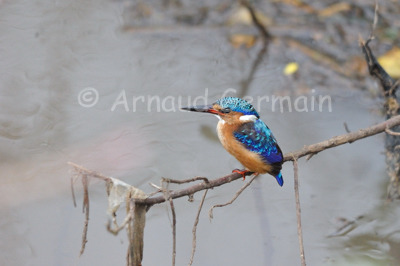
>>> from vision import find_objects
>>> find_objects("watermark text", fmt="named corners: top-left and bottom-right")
top-left (78, 87), bottom-right (332, 113)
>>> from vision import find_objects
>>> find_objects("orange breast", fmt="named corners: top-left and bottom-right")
top-left (216, 121), bottom-right (272, 174)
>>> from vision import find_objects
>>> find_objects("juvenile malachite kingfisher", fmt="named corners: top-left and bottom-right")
top-left (182, 97), bottom-right (284, 186)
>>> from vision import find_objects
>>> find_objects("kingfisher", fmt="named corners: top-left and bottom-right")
top-left (181, 97), bottom-right (284, 186)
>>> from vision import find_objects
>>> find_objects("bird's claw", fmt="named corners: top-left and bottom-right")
top-left (232, 169), bottom-right (254, 180)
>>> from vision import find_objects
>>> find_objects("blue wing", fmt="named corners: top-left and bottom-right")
top-left (234, 119), bottom-right (283, 164)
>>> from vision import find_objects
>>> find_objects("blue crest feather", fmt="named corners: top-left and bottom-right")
top-left (215, 97), bottom-right (260, 118)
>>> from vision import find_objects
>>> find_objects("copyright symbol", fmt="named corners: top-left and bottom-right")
top-left (78, 87), bottom-right (99, 108)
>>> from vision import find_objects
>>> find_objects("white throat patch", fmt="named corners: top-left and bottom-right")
top-left (215, 115), bottom-right (225, 124)
top-left (239, 115), bottom-right (258, 122)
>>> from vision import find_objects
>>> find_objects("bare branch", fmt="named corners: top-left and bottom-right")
top-left (293, 159), bottom-right (306, 266)
top-left (148, 182), bottom-right (164, 197)
top-left (70, 163), bottom-right (147, 265)
top-left (209, 174), bottom-right (258, 220)
top-left (386, 79), bottom-right (400, 98)
top-left (80, 174), bottom-right (89, 256)
top-left (360, 36), bottom-right (397, 95)
top-left (130, 115), bottom-right (400, 206)
top-left (169, 197), bottom-right (176, 266)
top-left (386, 126), bottom-right (400, 136)
top-left (359, 32), bottom-right (400, 200)
top-left (371, 1), bottom-right (379, 39)
top-left (189, 189), bottom-right (208, 266)
top-left (305, 153), bottom-right (315, 161)
top-left (139, 172), bottom-right (244, 205)
top-left (240, 0), bottom-right (271, 42)
top-left (149, 182), bottom-right (163, 190)
top-left (68, 162), bottom-right (109, 181)
top-left (163, 176), bottom-right (209, 184)
top-left (70, 114), bottom-right (400, 263)
top-left (283, 115), bottom-right (400, 161)
top-left (126, 199), bottom-right (135, 266)
top-left (71, 174), bottom-right (78, 207)
top-left (107, 211), bottom-right (133, 235)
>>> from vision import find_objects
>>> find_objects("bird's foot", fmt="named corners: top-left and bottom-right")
top-left (232, 169), bottom-right (255, 180)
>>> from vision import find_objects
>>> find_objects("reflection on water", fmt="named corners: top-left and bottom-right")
top-left (327, 202), bottom-right (400, 265)
top-left (0, 1), bottom-right (399, 265)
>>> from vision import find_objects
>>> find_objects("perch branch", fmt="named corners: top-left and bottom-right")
top-left (134, 114), bottom-right (400, 206)
top-left (70, 114), bottom-right (400, 264)
top-left (283, 115), bottom-right (400, 161)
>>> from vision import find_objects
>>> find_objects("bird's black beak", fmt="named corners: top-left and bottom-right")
top-left (181, 105), bottom-right (218, 114)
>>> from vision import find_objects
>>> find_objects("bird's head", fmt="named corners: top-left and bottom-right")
top-left (181, 97), bottom-right (260, 124)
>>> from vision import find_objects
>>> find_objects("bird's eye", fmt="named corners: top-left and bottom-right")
top-left (221, 107), bottom-right (231, 114)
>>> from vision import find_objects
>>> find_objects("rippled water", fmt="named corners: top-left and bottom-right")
top-left (1, 1), bottom-right (399, 265)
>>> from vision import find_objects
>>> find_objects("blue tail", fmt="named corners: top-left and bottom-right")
top-left (275, 172), bottom-right (284, 187)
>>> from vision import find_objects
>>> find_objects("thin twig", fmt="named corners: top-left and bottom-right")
top-left (148, 182), bottom-right (174, 198)
top-left (189, 189), bottom-right (208, 266)
top-left (71, 174), bottom-right (77, 207)
top-left (386, 79), bottom-right (400, 98)
top-left (343, 122), bottom-right (351, 133)
top-left (360, 34), bottom-right (397, 94)
top-left (237, 0), bottom-right (270, 98)
top-left (293, 159), bottom-right (306, 266)
top-left (169, 197), bottom-right (176, 266)
top-left (147, 182), bottom-right (164, 197)
top-left (305, 153), bottom-right (315, 161)
top-left (80, 174), bottom-right (89, 256)
top-left (132, 198), bottom-right (146, 266)
top-left (68, 162), bottom-right (109, 181)
top-left (241, 0), bottom-right (271, 42)
top-left (127, 198), bottom-right (135, 266)
top-left (343, 122), bottom-right (354, 143)
top-left (163, 176), bottom-right (209, 184)
top-left (149, 182), bottom-right (163, 190)
top-left (107, 211), bottom-right (133, 235)
top-left (239, 41), bottom-right (268, 98)
top-left (162, 179), bottom-right (173, 228)
top-left (209, 174), bottom-right (258, 220)
top-left (161, 178), bottom-right (176, 266)
top-left (386, 126), bottom-right (400, 136)
top-left (370, 1), bottom-right (378, 39)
